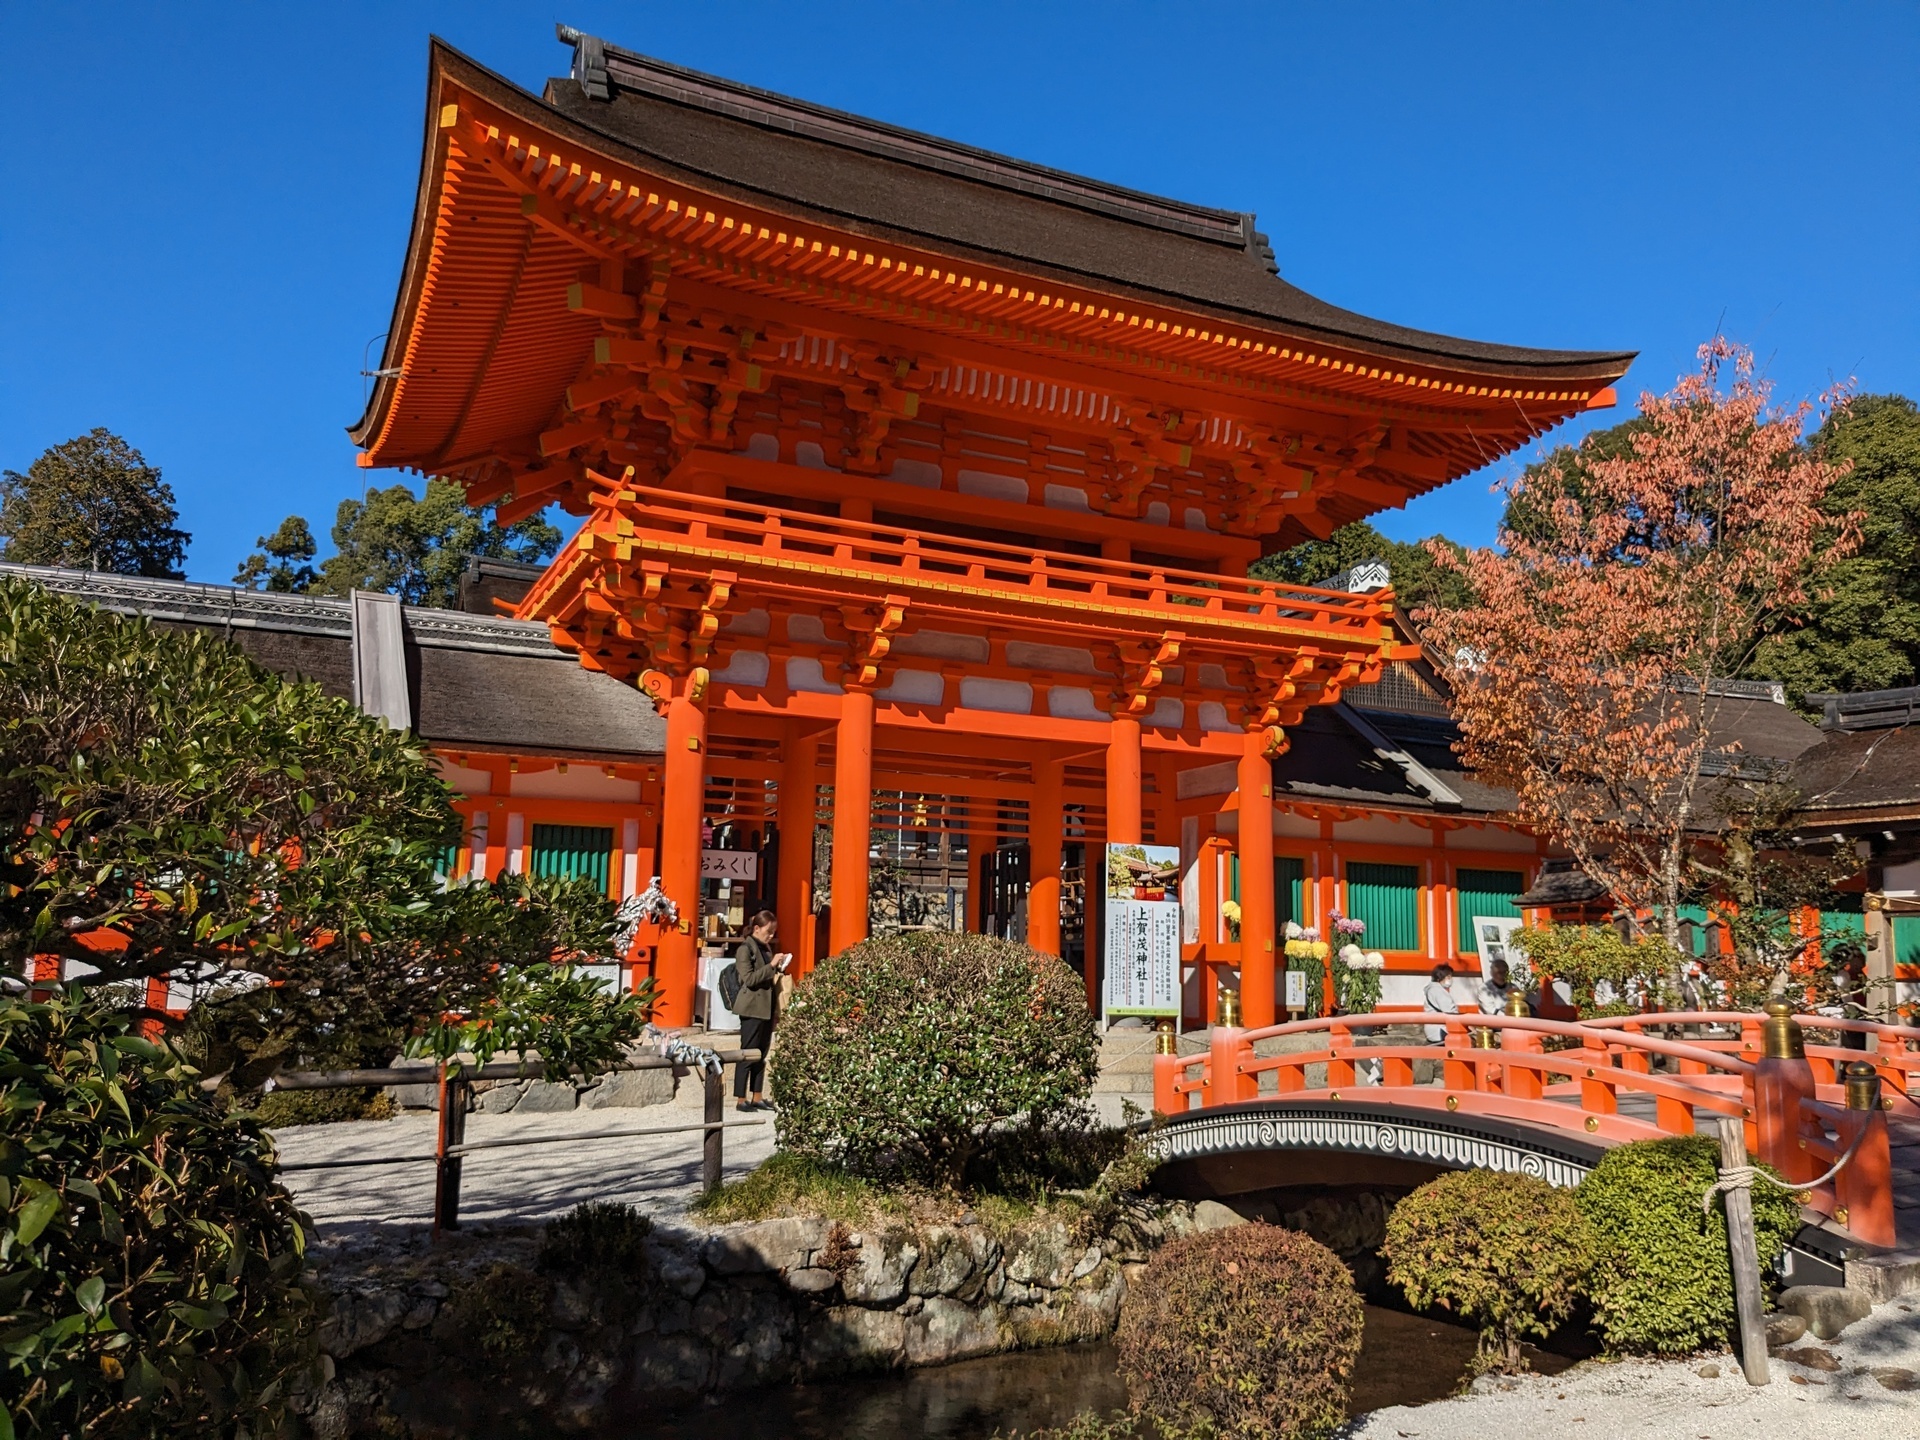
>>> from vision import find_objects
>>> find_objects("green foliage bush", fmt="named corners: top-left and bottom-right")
top-left (539, 1200), bottom-right (653, 1276)
top-left (537, 1201), bottom-right (654, 1323)
top-left (1574, 1135), bottom-right (1801, 1355)
top-left (1012, 1413), bottom-right (1207, 1440)
top-left (250, 1086), bottom-right (394, 1128)
top-left (1511, 924), bottom-right (1676, 1017)
top-left (0, 991), bottom-right (318, 1438)
top-left (0, 576), bottom-right (636, 1087)
top-left (1382, 1169), bottom-right (1595, 1373)
top-left (771, 932), bottom-right (1099, 1185)
top-left (407, 955), bottom-right (658, 1080)
top-left (692, 1151), bottom-right (898, 1225)
top-left (447, 1263), bottom-right (552, 1363)
top-left (1114, 1224), bottom-right (1364, 1440)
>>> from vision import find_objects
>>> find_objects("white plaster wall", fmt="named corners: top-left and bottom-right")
top-left (960, 677), bottom-right (1033, 714)
top-left (1147, 697), bottom-right (1184, 727)
top-left (1443, 826), bottom-right (1537, 853)
top-left (786, 657), bottom-right (844, 694)
top-left (1007, 641), bottom-right (1097, 673)
top-left (436, 760), bottom-right (493, 795)
top-left (876, 669), bottom-right (946, 705)
top-left (710, 650), bottom-right (770, 686)
top-left (1332, 816), bottom-right (1431, 846)
top-left (888, 457), bottom-right (942, 488)
top-left (1048, 686), bottom-right (1103, 720)
top-left (509, 769), bottom-right (643, 803)
top-left (957, 469), bottom-right (1027, 502)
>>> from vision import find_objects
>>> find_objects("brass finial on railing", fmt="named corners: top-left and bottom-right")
top-left (1762, 1000), bottom-right (1806, 1060)
top-left (1471, 1023), bottom-right (1499, 1049)
top-left (1505, 992), bottom-right (1529, 1018)
top-left (1216, 987), bottom-right (1241, 1029)
top-left (1155, 1018), bottom-right (1178, 1056)
top-left (1845, 1060), bottom-right (1882, 1111)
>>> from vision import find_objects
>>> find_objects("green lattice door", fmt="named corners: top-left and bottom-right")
top-left (530, 824), bottom-right (614, 895)
top-left (1346, 862), bottom-right (1420, 952)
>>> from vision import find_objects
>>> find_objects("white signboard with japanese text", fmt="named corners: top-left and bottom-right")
top-left (1285, 968), bottom-right (1308, 1012)
top-left (701, 850), bottom-right (759, 881)
top-left (1102, 842), bottom-right (1182, 1019)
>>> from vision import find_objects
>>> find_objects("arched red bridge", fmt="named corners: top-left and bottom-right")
top-left (1152, 1009), bottom-right (1917, 1251)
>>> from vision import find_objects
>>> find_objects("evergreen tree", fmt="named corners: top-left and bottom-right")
top-left (0, 429), bottom-right (190, 577)
top-left (315, 478), bottom-right (562, 607)
top-left (1252, 520), bottom-right (1471, 623)
top-left (231, 515), bottom-right (318, 592)
top-left (1746, 394), bottom-right (1920, 698)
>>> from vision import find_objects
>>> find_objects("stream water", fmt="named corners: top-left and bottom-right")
top-left (618, 1305), bottom-right (1576, 1439)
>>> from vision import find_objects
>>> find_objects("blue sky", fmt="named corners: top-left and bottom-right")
top-left (3, 3), bottom-right (1915, 583)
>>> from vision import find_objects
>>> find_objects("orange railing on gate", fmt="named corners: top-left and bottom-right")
top-left (1152, 1010), bottom-right (1904, 1249)
top-left (583, 480), bottom-right (1395, 641)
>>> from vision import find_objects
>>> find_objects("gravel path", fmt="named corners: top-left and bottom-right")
top-left (271, 1081), bottom-right (775, 1241)
top-left (1344, 1300), bottom-right (1920, 1439)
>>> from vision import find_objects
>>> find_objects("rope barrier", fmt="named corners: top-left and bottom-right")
top-left (1702, 1121), bottom-right (1870, 1214)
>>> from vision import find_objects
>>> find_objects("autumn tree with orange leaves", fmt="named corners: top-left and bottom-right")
top-left (1420, 341), bottom-right (1859, 960)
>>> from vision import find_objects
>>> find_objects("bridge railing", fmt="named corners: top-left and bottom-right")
top-left (1579, 1011), bottom-right (1920, 1115)
top-left (1153, 1010), bottom-right (1901, 1248)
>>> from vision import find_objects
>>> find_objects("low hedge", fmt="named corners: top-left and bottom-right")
top-left (1575, 1134), bottom-right (1800, 1355)
top-left (772, 931), bottom-right (1099, 1185)
top-left (1382, 1169), bottom-right (1595, 1373)
top-left (251, 1086), bottom-right (393, 1128)
top-left (1114, 1224), bottom-right (1364, 1440)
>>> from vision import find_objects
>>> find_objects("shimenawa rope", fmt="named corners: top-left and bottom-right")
top-left (1701, 1120), bottom-right (1870, 1214)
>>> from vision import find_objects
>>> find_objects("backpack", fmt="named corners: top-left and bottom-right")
top-left (718, 961), bottom-right (742, 1010)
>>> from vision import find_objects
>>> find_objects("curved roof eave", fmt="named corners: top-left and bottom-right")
top-left (353, 37), bottom-right (1635, 451)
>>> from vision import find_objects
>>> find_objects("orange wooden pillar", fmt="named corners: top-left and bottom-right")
top-left (1029, 755), bottom-right (1065, 956)
top-left (1237, 728), bottom-right (1277, 1027)
top-left (778, 729), bottom-right (819, 976)
top-left (829, 689), bottom-right (874, 954)
top-left (1106, 715), bottom-right (1143, 843)
top-left (655, 671), bottom-right (708, 1028)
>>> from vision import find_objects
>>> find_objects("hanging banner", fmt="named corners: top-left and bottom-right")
top-left (1102, 842), bottom-right (1182, 1019)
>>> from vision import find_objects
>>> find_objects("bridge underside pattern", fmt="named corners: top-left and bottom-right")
top-left (1152, 1099), bottom-right (1600, 1190)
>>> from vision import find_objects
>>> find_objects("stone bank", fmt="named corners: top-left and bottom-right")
top-left (304, 1198), bottom-right (1220, 1438)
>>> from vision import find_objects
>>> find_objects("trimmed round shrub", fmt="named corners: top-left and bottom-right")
top-left (1114, 1224), bottom-right (1364, 1440)
top-left (772, 932), bottom-right (1098, 1184)
top-left (1575, 1135), bottom-right (1800, 1355)
top-left (1, 991), bottom-right (318, 1438)
top-left (1382, 1169), bottom-right (1595, 1373)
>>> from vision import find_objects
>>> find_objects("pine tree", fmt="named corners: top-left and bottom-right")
top-left (0, 429), bottom-right (190, 577)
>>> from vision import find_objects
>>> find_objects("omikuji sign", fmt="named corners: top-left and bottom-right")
top-left (1102, 842), bottom-right (1181, 1020)
top-left (700, 850), bottom-right (758, 881)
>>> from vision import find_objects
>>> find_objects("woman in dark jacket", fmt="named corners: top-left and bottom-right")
top-left (731, 910), bottom-right (787, 1110)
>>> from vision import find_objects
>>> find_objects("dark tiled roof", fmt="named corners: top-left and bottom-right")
top-left (1514, 861), bottom-right (1609, 908)
top-left (1, 563), bottom-right (664, 761)
top-left (504, 33), bottom-right (1633, 377)
top-left (1266, 707), bottom-right (1515, 817)
top-left (1790, 724), bottom-right (1920, 819)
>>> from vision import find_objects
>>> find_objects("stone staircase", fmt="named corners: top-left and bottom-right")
top-left (1095, 1025), bottom-right (1160, 1102)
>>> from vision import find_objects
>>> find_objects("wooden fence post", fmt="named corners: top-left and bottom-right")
top-left (433, 1064), bottom-right (470, 1237)
top-left (702, 1063), bottom-right (724, 1194)
top-left (1715, 1115), bottom-right (1770, 1387)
